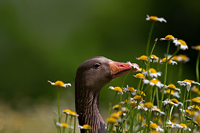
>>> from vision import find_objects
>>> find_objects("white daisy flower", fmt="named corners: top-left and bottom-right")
top-left (150, 54), bottom-right (159, 63)
top-left (160, 35), bottom-right (176, 41)
top-left (171, 54), bottom-right (190, 63)
top-left (146, 15), bottom-right (167, 23)
top-left (142, 68), bottom-right (161, 78)
top-left (165, 84), bottom-right (180, 92)
top-left (160, 58), bottom-right (177, 65)
top-left (162, 99), bottom-right (183, 107)
top-left (48, 80), bottom-right (71, 88)
top-left (177, 79), bottom-right (200, 91)
top-left (150, 122), bottom-right (164, 132)
top-left (108, 86), bottom-right (123, 94)
top-left (173, 39), bottom-right (188, 50)
top-left (143, 78), bottom-right (164, 88)
top-left (152, 106), bottom-right (165, 115)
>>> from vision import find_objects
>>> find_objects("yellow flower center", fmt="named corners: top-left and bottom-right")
top-left (63, 109), bottom-right (71, 114)
top-left (179, 54), bottom-right (188, 60)
top-left (179, 123), bottom-right (187, 127)
top-left (128, 87), bottom-right (135, 91)
top-left (165, 35), bottom-right (174, 40)
top-left (195, 114), bottom-right (200, 122)
top-left (183, 79), bottom-right (195, 84)
top-left (55, 80), bottom-right (65, 87)
top-left (150, 16), bottom-right (158, 21)
top-left (177, 39), bottom-right (187, 46)
top-left (82, 124), bottom-right (92, 129)
top-left (60, 123), bottom-right (68, 127)
top-left (172, 55), bottom-right (178, 61)
top-left (144, 102), bottom-right (154, 108)
top-left (167, 125), bottom-right (172, 128)
top-left (156, 108), bottom-right (161, 112)
top-left (194, 45), bottom-right (200, 50)
top-left (186, 109), bottom-right (191, 114)
top-left (189, 110), bottom-right (198, 116)
top-left (150, 79), bottom-right (160, 84)
top-left (111, 112), bottom-right (121, 119)
top-left (151, 54), bottom-right (157, 58)
top-left (133, 95), bottom-right (142, 100)
top-left (117, 111), bottom-right (123, 116)
top-left (135, 73), bottom-right (145, 79)
top-left (166, 89), bottom-right (174, 94)
top-left (107, 117), bottom-right (117, 123)
top-left (162, 58), bottom-right (172, 64)
top-left (149, 68), bottom-right (157, 73)
top-left (192, 105), bottom-right (200, 110)
top-left (192, 97), bottom-right (200, 103)
top-left (70, 111), bottom-right (77, 116)
top-left (194, 121), bottom-right (199, 125)
top-left (113, 104), bottom-right (121, 109)
top-left (192, 87), bottom-right (199, 93)
top-left (171, 98), bottom-right (178, 104)
top-left (150, 123), bottom-right (159, 129)
top-left (114, 86), bottom-right (122, 93)
top-left (168, 84), bottom-right (176, 89)
top-left (139, 55), bottom-right (148, 61)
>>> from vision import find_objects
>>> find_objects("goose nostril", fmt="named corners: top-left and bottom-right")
top-left (119, 65), bottom-right (125, 67)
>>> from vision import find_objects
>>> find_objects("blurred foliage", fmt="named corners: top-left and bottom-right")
top-left (0, 0), bottom-right (200, 110)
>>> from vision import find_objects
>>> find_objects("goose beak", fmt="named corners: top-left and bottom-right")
top-left (108, 61), bottom-right (139, 78)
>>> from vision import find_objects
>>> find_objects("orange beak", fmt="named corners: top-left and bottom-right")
top-left (108, 61), bottom-right (139, 78)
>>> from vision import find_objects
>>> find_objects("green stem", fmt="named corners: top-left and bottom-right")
top-left (160, 41), bottom-right (170, 108)
top-left (169, 106), bottom-right (174, 121)
top-left (168, 46), bottom-right (180, 61)
top-left (149, 85), bottom-right (154, 102)
top-left (129, 108), bottom-right (135, 133)
top-left (58, 87), bottom-right (61, 133)
top-left (108, 123), bottom-right (114, 133)
top-left (184, 90), bottom-right (189, 120)
top-left (190, 89), bottom-right (192, 106)
top-left (69, 116), bottom-right (73, 133)
top-left (137, 79), bottom-right (142, 91)
top-left (196, 51), bottom-right (200, 89)
top-left (164, 105), bottom-right (169, 128)
top-left (146, 21), bottom-right (155, 56)
top-left (147, 109), bottom-right (152, 133)
top-left (156, 87), bottom-right (159, 108)
top-left (152, 86), bottom-right (156, 104)
top-left (133, 111), bottom-right (140, 132)
top-left (119, 94), bottom-right (122, 109)
top-left (140, 82), bottom-right (145, 92)
top-left (181, 87), bottom-right (187, 122)
top-left (63, 115), bottom-right (68, 133)
top-left (74, 116), bottom-right (77, 133)
top-left (149, 38), bottom-right (158, 57)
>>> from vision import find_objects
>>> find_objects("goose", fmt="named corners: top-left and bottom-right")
top-left (75, 56), bottom-right (138, 133)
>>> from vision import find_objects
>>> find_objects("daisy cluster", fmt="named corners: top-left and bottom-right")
top-left (106, 15), bottom-right (200, 133)
top-left (47, 14), bottom-right (200, 133)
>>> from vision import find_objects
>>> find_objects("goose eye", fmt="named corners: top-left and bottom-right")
top-left (94, 63), bottom-right (101, 68)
